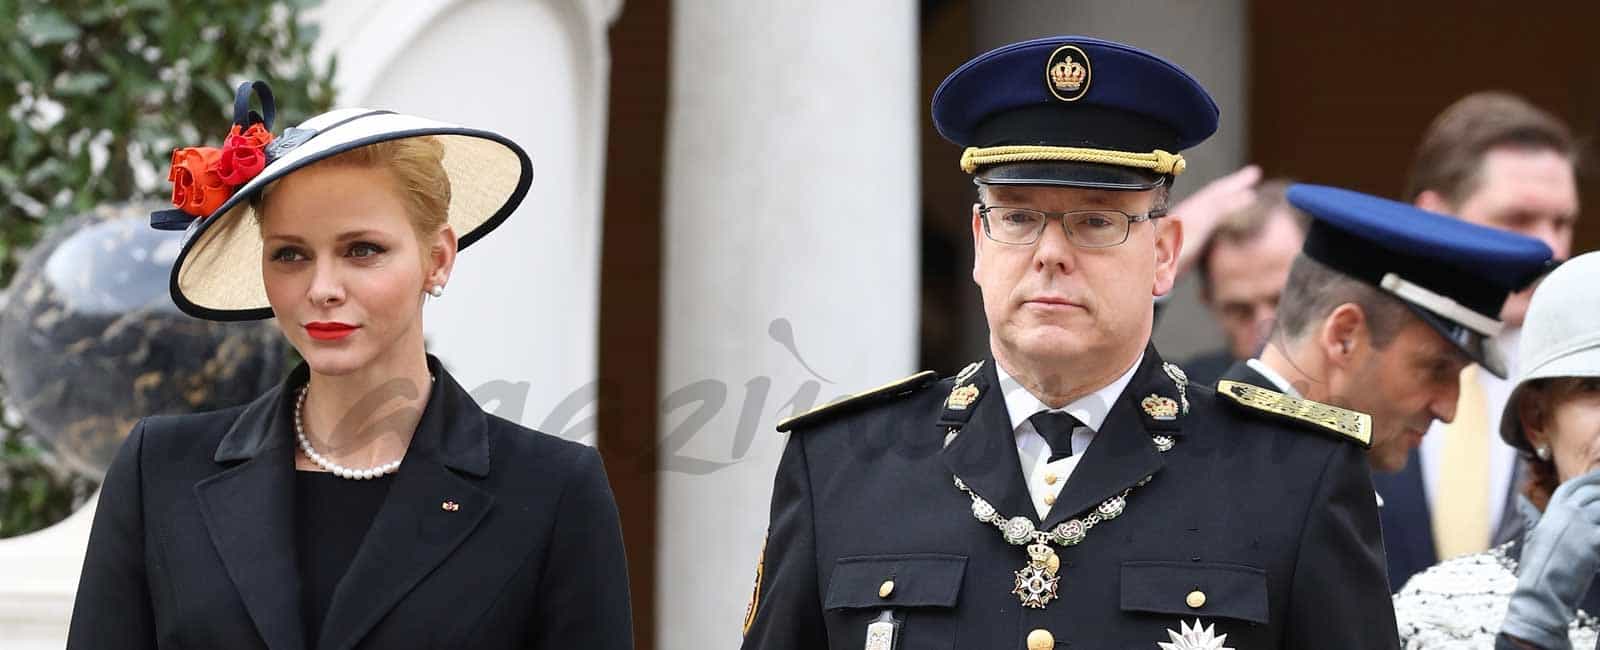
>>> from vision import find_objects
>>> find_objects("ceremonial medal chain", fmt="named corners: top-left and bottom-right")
top-left (950, 431), bottom-right (1174, 609)
top-left (941, 358), bottom-right (1188, 609)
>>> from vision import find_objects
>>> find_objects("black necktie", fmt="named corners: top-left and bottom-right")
top-left (1029, 411), bottom-right (1081, 462)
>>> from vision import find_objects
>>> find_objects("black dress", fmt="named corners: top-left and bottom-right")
top-left (295, 471), bottom-right (394, 648)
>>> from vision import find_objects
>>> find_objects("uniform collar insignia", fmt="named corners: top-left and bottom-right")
top-left (947, 384), bottom-right (980, 410)
top-left (1141, 394), bottom-right (1179, 420)
top-left (1129, 349), bottom-right (1184, 434)
top-left (937, 360), bottom-right (988, 428)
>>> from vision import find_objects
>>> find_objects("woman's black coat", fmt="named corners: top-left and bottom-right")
top-left (67, 357), bottom-right (633, 649)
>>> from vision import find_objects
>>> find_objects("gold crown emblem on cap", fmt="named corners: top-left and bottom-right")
top-left (1050, 57), bottom-right (1086, 91)
top-left (1045, 45), bottom-right (1092, 102)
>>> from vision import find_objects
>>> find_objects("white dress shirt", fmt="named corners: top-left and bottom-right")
top-left (1246, 358), bottom-right (1300, 396)
top-left (996, 354), bottom-right (1143, 520)
top-left (1419, 328), bottom-right (1521, 540)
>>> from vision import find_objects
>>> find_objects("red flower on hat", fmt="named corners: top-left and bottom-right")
top-left (165, 123), bottom-right (276, 218)
top-left (154, 80), bottom-right (287, 227)
top-left (215, 123), bottom-right (275, 185)
top-left (168, 147), bottom-right (232, 218)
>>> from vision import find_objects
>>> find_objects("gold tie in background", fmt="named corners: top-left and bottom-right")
top-left (1432, 364), bottom-right (1490, 560)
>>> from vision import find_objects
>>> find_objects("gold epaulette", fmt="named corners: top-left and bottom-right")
top-left (1216, 380), bottom-right (1372, 448)
top-left (776, 371), bottom-right (940, 433)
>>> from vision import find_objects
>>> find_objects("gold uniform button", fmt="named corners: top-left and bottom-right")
top-left (1044, 473), bottom-right (1059, 485)
top-left (1043, 493), bottom-right (1056, 506)
top-left (1026, 628), bottom-right (1055, 649)
top-left (878, 580), bottom-right (895, 598)
top-left (1186, 589), bottom-right (1206, 609)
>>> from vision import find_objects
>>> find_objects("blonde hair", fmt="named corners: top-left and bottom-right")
top-left (255, 136), bottom-right (451, 238)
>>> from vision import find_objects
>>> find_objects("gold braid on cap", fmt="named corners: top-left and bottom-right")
top-left (959, 145), bottom-right (1186, 176)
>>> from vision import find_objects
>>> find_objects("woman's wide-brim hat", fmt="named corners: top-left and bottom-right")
top-left (1499, 251), bottom-right (1600, 453)
top-left (151, 81), bottom-right (532, 321)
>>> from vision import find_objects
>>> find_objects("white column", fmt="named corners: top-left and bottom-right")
top-left (0, 497), bottom-right (96, 648)
top-left (655, 3), bottom-right (919, 649)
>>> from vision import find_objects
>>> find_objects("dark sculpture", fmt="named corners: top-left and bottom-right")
top-left (0, 204), bottom-right (284, 479)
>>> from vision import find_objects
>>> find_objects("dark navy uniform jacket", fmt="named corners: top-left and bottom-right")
top-left (1219, 358), bottom-right (1440, 592)
top-left (742, 346), bottom-right (1399, 649)
top-left (1218, 359), bottom-right (1528, 594)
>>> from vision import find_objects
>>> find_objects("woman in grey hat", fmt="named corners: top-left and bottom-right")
top-left (1393, 251), bottom-right (1600, 649)
top-left (67, 82), bottom-right (633, 649)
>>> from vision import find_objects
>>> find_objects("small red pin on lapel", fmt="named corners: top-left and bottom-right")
top-left (441, 500), bottom-right (460, 512)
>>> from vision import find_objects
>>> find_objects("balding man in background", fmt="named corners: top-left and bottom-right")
top-left (1181, 179), bottom-right (1307, 385)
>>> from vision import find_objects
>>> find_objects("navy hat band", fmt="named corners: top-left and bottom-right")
top-left (1302, 220), bottom-right (1506, 326)
top-left (974, 104), bottom-right (1181, 151)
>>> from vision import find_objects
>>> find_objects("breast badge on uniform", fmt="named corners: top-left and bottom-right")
top-left (863, 611), bottom-right (900, 650)
top-left (1158, 619), bottom-right (1235, 650)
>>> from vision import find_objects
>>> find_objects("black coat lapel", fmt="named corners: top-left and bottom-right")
top-left (195, 384), bottom-right (307, 650)
top-left (939, 360), bottom-right (1035, 523)
top-left (317, 358), bottom-right (495, 650)
top-left (1041, 349), bottom-right (1179, 531)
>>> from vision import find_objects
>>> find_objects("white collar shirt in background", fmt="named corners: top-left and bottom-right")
top-left (1247, 357), bottom-right (1300, 397)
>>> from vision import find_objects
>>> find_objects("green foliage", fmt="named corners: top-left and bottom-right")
top-left (0, 410), bottom-right (93, 538)
top-left (0, 0), bottom-right (335, 537)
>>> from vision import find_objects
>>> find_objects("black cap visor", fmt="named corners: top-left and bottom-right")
top-left (1399, 301), bottom-right (1507, 379)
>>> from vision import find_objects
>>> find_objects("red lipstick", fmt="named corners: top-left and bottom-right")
top-left (305, 322), bottom-right (359, 341)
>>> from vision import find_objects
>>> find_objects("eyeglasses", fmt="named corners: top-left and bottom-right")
top-left (978, 205), bottom-right (1167, 248)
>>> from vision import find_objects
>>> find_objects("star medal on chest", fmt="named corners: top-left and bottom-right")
top-left (1158, 619), bottom-right (1235, 650)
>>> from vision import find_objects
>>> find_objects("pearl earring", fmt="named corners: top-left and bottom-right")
top-left (428, 285), bottom-right (444, 298)
top-left (1535, 445), bottom-right (1552, 461)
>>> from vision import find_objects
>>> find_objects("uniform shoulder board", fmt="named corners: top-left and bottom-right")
top-left (1215, 379), bottom-right (1372, 448)
top-left (776, 371), bottom-right (939, 433)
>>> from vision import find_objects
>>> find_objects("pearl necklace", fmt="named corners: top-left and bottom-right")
top-left (293, 375), bottom-right (431, 480)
